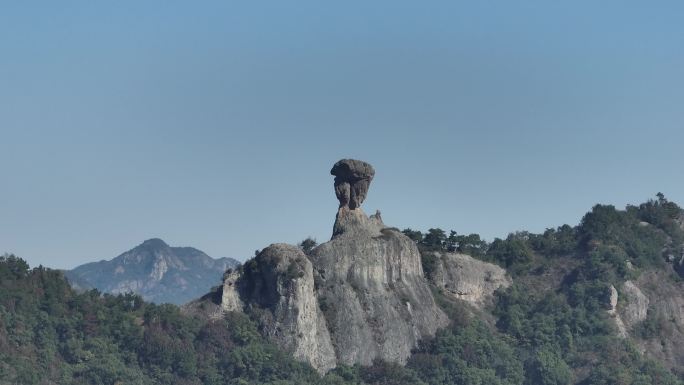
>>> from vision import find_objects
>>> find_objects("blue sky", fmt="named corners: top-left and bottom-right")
top-left (1, 1), bottom-right (683, 269)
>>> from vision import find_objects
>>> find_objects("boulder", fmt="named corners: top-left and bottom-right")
top-left (331, 159), bottom-right (375, 210)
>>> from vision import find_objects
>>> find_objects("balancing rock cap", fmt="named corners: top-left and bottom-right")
top-left (330, 159), bottom-right (375, 210)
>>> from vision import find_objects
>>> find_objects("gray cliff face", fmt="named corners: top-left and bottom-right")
top-left (310, 208), bottom-right (448, 367)
top-left (239, 244), bottom-right (337, 373)
top-left (216, 210), bottom-right (447, 372)
top-left (618, 270), bottom-right (684, 375)
top-left (427, 252), bottom-right (511, 308)
top-left (209, 159), bottom-right (448, 373)
top-left (609, 281), bottom-right (651, 339)
top-left (619, 280), bottom-right (649, 330)
top-left (220, 269), bottom-right (244, 314)
top-left (607, 284), bottom-right (628, 338)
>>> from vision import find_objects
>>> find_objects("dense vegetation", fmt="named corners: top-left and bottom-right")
top-left (404, 194), bottom-right (684, 384)
top-left (405, 193), bottom-right (683, 278)
top-left (1, 253), bottom-right (525, 385)
top-left (2, 194), bottom-right (683, 384)
top-left (0, 255), bottom-right (328, 385)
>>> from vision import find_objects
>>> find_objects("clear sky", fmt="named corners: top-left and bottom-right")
top-left (1, 1), bottom-right (683, 269)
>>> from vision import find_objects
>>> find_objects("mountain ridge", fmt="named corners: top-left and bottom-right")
top-left (3, 159), bottom-right (684, 384)
top-left (3, 191), bottom-right (684, 384)
top-left (65, 238), bottom-right (239, 305)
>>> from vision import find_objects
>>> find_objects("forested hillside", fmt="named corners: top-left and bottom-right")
top-left (406, 194), bottom-right (684, 384)
top-left (1, 194), bottom-right (684, 384)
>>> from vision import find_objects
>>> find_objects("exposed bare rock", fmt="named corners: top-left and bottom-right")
top-left (311, 160), bottom-right (447, 367)
top-left (426, 252), bottom-right (511, 308)
top-left (619, 280), bottom-right (649, 330)
top-left (627, 270), bottom-right (684, 376)
top-left (607, 285), bottom-right (618, 314)
top-left (607, 284), bottom-right (628, 338)
top-left (220, 269), bottom-right (244, 313)
top-left (311, 213), bottom-right (448, 367)
top-left (331, 159), bottom-right (375, 210)
top-left (332, 206), bottom-right (384, 238)
top-left (204, 159), bottom-right (447, 372)
top-left (239, 244), bottom-right (336, 373)
top-left (212, 220), bottom-right (449, 372)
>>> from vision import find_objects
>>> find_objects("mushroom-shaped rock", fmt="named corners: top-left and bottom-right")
top-left (331, 159), bottom-right (375, 209)
top-left (199, 159), bottom-right (449, 373)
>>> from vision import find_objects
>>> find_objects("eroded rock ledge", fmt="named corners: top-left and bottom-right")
top-left (425, 252), bottom-right (511, 308)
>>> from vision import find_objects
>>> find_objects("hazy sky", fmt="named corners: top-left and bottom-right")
top-left (2, 1), bottom-right (683, 269)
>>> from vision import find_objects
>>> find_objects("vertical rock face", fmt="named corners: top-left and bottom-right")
top-left (607, 285), bottom-right (628, 338)
top-left (211, 159), bottom-right (448, 373)
top-left (621, 271), bottom-right (684, 375)
top-left (310, 218), bottom-right (448, 366)
top-left (220, 269), bottom-right (244, 313)
top-left (426, 252), bottom-right (511, 308)
top-left (619, 280), bottom-right (649, 329)
top-left (320, 159), bottom-right (446, 366)
top-left (239, 244), bottom-right (337, 373)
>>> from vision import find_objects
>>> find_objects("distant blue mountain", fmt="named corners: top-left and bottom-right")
top-left (65, 238), bottom-right (240, 305)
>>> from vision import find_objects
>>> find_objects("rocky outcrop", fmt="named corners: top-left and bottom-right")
top-left (220, 269), bottom-right (244, 313)
top-left (332, 206), bottom-right (385, 238)
top-left (607, 285), bottom-right (628, 338)
top-left (608, 281), bottom-right (650, 339)
top-left (623, 270), bottom-right (684, 376)
top-left (206, 159), bottom-right (447, 373)
top-left (238, 244), bottom-right (336, 372)
top-left (426, 252), bottom-right (511, 308)
top-left (619, 280), bottom-right (649, 329)
top-left (596, 272), bottom-right (684, 376)
top-left (331, 159), bottom-right (375, 210)
top-left (310, 211), bottom-right (448, 367)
